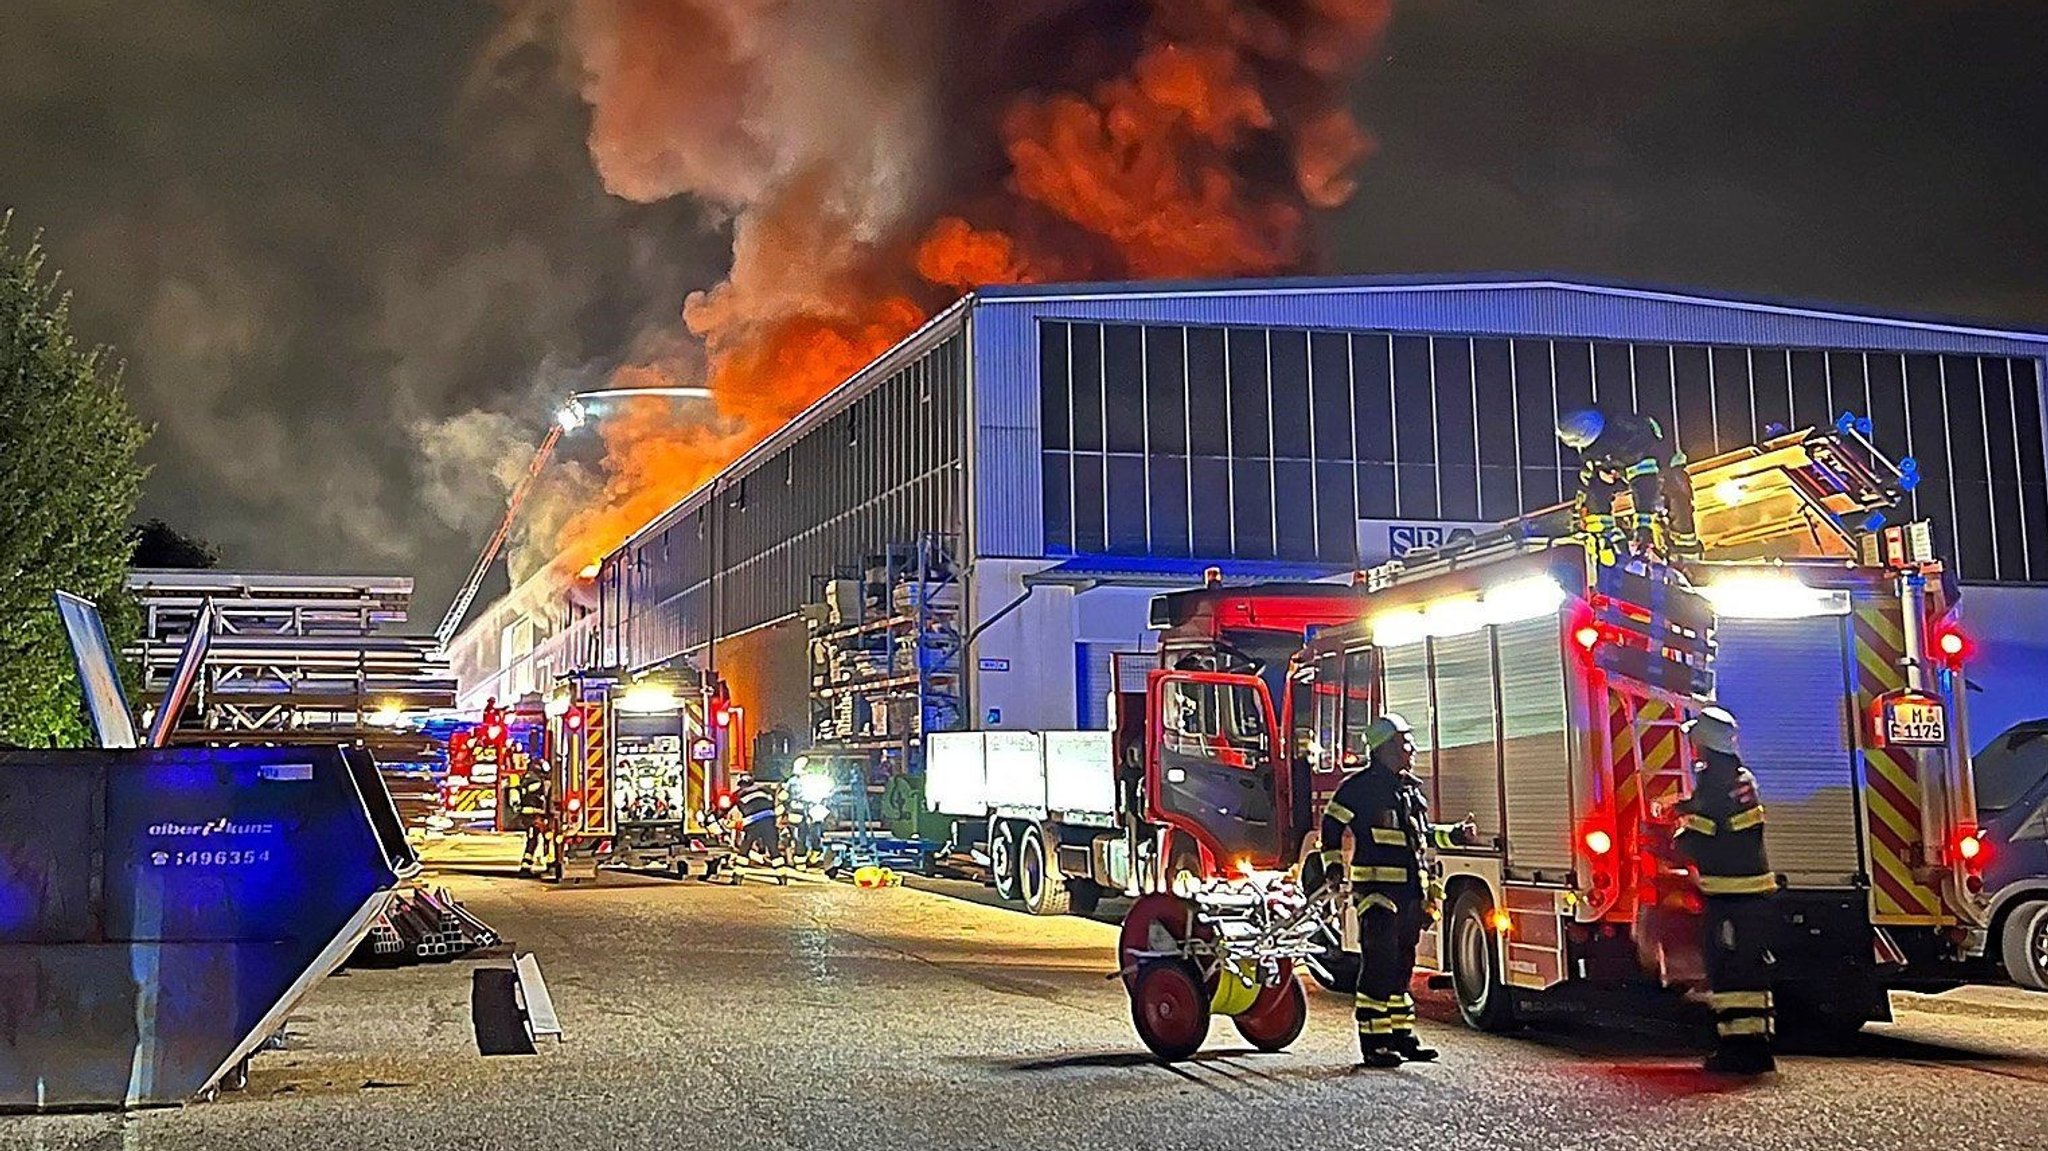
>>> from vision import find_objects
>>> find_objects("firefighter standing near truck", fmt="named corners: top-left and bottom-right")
top-left (1317, 714), bottom-right (1478, 1068)
top-left (1556, 408), bottom-right (1701, 559)
top-left (1673, 706), bottom-right (1779, 1076)
top-left (507, 750), bottom-right (553, 876)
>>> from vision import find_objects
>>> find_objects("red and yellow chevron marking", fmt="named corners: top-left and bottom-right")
top-left (445, 784), bottom-right (493, 813)
top-left (685, 759), bottom-right (707, 833)
top-left (582, 697), bottom-right (609, 835)
top-left (1609, 690), bottom-right (1642, 835)
top-left (1854, 598), bottom-right (1944, 923)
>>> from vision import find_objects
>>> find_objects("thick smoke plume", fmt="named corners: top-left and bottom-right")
top-left (528, 0), bottom-right (1393, 581)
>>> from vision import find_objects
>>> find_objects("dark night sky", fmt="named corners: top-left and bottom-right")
top-left (4, 3), bottom-right (2046, 621)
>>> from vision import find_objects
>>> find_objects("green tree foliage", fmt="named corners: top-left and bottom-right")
top-left (132, 518), bottom-right (220, 569)
top-left (0, 218), bottom-right (149, 746)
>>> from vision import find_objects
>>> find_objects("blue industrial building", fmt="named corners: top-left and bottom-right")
top-left (551, 276), bottom-right (2048, 751)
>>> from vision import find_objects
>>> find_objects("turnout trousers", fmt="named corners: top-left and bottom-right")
top-left (738, 818), bottom-right (780, 860)
top-left (1704, 893), bottom-right (1776, 1050)
top-left (1353, 890), bottom-right (1427, 1053)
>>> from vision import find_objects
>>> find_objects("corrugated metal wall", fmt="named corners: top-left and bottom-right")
top-left (973, 281), bottom-right (2048, 357)
top-left (969, 282), bottom-right (2048, 578)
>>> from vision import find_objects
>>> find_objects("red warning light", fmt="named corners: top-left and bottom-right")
top-left (1956, 830), bottom-right (1988, 868)
top-left (1574, 625), bottom-right (1602, 651)
top-left (564, 708), bottom-right (584, 732)
top-left (1583, 828), bottom-right (1614, 856)
top-left (1934, 626), bottom-right (1969, 667)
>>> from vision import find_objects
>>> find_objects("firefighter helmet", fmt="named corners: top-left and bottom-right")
top-left (1557, 408), bottom-right (1606, 451)
top-left (735, 773), bottom-right (754, 790)
top-left (1363, 713), bottom-right (1413, 750)
top-left (1684, 706), bottom-right (1741, 756)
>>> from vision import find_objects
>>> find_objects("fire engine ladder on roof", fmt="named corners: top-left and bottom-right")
top-left (1368, 420), bottom-right (1911, 589)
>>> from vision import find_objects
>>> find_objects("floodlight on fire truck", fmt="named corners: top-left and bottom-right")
top-left (1480, 575), bottom-right (1567, 625)
top-left (1421, 596), bottom-right (1484, 638)
top-left (618, 682), bottom-right (679, 714)
top-left (1697, 574), bottom-right (1850, 620)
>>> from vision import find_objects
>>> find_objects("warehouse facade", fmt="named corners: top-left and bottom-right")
top-left (466, 277), bottom-right (2048, 750)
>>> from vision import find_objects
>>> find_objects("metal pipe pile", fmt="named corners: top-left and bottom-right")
top-left (347, 885), bottom-right (502, 968)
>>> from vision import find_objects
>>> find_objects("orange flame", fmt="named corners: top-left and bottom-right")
top-left (545, 0), bottom-right (1393, 575)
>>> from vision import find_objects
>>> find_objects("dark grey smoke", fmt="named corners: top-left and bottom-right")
top-left (3, 1), bottom-right (2046, 627)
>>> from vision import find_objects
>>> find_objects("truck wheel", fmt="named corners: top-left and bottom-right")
top-left (1448, 887), bottom-right (1517, 1032)
top-left (1131, 960), bottom-right (1210, 1062)
top-left (1020, 823), bottom-right (1072, 916)
top-left (990, 822), bottom-right (1021, 902)
top-left (2004, 901), bottom-right (2048, 992)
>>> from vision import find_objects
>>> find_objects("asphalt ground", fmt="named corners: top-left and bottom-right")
top-left (9, 869), bottom-right (2048, 1151)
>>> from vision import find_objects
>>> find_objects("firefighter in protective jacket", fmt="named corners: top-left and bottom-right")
top-left (1317, 713), bottom-right (1478, 1067)
top-left (732, 773), bottom-right (783, 862)
top-left (1556, 408), bottom-right (1700, 559)
top-left (1673, 706), bottom-right (1778, 1075)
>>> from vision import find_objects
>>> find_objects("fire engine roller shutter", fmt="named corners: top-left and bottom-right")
top-left (1710, 614), bottom-right (1865, 888)
top-left (1381, 640), bottom-right (1433, 786)
top-left (1497, 617), bottom-right (1574, 872)
top-left (1431, 631), bottom-right (1502, 837)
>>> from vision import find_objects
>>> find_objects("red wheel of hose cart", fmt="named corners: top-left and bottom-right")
top-left (1118, 892), bottom-right (1212, 992)
top-left (1231, 962), bottom-right (1308, 1052)
top-left (1131, 960), bottom-right (1210, 1062)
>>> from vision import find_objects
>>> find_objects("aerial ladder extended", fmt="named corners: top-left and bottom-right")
top-left (432, 386), bottom-right (712, 652)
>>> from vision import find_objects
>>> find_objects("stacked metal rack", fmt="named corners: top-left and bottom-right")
top-left (804, 534), bottom-right (963, 867)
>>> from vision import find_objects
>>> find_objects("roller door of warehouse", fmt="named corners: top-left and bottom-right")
top-left (1078, 641), bottom-right (1153, 730)
top-left (1710, 614), bottom-right (1866, 888)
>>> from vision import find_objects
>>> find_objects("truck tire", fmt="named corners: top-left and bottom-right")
top-left (1020, 823), bottom-right (1072, 916)
top-left (2004, 900), bottom-right (2048, 992)
top-left (990, 822), bottom-right (1021, 902)
top-left (1448, 886), bottom-right (1517, 1032)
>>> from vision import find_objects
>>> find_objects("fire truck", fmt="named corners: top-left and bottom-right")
top-left (438, 699), bottom-right (530, 830)
top-left (930, 422), bottom-right (1991, 1035)
top-left (540, 672), bottom-right (730, 881)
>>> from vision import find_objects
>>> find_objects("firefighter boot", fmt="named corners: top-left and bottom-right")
top-left (1357, 1046), bottom-right (1403, 1070)
top-left (1394, 1037), bottom-right (1439, 1063)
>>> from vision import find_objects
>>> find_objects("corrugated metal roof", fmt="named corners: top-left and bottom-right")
top-left (972, 275), bottom-right (2048, 355)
